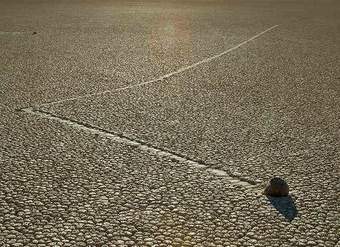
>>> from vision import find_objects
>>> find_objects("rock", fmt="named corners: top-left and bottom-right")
top-left (264, 177), bottom-right (289, 197)
top-left (32, 31), bottom-right (37, 35)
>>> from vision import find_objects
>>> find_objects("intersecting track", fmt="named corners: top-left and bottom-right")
top-left (20, 25), bottom-right (279, 189)
top-left (36, 25), bottom-right (278, 108)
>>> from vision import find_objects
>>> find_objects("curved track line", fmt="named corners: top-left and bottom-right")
top-left (39, 25), bottom-right (278, 107)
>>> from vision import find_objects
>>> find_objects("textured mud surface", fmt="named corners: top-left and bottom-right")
top-left (1, 0), bottom-right (339, 246)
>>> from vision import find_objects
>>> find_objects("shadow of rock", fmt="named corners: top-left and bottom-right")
top-left (267, 195), bottom-right (298, 222)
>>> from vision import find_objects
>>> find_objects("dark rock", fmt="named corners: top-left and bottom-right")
top-left (32, 31), bottom-right (37, 35)
top-left (264, 177), bottom-right (289, 197)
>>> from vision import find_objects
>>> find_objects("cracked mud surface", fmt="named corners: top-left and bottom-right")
top-left (1, 0), bottom-right (339, 246)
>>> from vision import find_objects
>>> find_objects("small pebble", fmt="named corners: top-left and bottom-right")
top-left (264, 177), bottom-right (289, 197)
